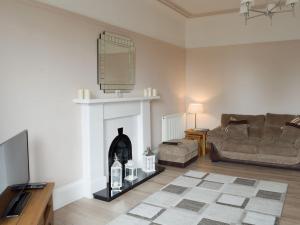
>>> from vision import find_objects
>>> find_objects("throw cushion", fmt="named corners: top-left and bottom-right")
top-left (228, 119), bottom-right (248, 125)
top-left (225, 124), bottom-right (249, 139)
top-left (221, 114), bottom-right (265, 128)
top-left (290, 117), bottom-right (300, 124)
top-left (227, 116), bottom-right (248, 125)
top-left (286, 122), bottom-right (300, 129)
top-left (280, 126), bottom-right (300, 143)
top-left (265, 113), bottom-right (296, 128)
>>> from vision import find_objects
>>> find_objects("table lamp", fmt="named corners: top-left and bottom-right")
top-left (188, 103), bottom-right (204, 129)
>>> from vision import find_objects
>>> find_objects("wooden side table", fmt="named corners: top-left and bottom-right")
top-left (185, 129), bottom-right (209, 157)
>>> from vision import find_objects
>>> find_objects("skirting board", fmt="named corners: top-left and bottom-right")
top-left (53, 179), bottom-right (85, 210)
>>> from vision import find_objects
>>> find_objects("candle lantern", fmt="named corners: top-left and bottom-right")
top-left (143, 147), bottom-right (156, 173)
top-left (110, 154), bottom-right (122, 190)
top-left (125, 160), bottom-right (138, 181)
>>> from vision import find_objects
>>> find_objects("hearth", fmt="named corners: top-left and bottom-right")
top-left (94, 166), bottom-right (165, 202)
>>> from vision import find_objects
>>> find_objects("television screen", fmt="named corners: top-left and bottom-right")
top-left (0, 130), bottom-right (29, 217)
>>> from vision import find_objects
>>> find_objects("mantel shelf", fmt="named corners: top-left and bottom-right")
top-left (73, 96), bottom-right (160, 104)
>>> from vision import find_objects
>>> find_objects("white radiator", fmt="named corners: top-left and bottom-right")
top-left (162, 113), bottom-right (187, 142)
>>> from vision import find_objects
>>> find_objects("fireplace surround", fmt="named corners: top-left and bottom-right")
top-left (74, 96), bottom-right (160, 199)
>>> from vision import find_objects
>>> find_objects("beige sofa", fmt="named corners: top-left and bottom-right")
top-left (208, 113), bottom-right (300, 169)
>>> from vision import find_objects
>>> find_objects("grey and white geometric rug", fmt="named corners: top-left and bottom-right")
top-left (106, 170), bottom-right (288, 225)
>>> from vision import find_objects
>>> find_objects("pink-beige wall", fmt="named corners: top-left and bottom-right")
top-left (0, 0), bottom-right (185, 187)
top-left (186, 40), bottom-right (300, 129)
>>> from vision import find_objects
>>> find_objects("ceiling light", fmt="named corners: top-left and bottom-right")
top-left (240, 0), bottom-right (298, 25)
top-left (241, 0), bottom-right (255, 5)
top-left (286, 0), bottom-right (299, 6)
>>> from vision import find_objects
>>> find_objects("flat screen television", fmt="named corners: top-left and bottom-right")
top-left (0, 130), bottom-right (30, 218)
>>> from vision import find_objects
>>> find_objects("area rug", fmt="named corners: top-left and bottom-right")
top-left (106, 170), bottom-right (288, 225)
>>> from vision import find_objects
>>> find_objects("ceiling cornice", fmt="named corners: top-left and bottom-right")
top-left (157, 0), bottom-right (191, 18)
top-left (157, 0), bottom-right (267, 18)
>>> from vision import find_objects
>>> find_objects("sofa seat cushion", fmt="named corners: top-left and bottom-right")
top-left (222, 137), bottom-right (260, 154)
top-left (158, 139), bottom-right (198, 163)
top-left (259, 141), bottom-right (298, 157)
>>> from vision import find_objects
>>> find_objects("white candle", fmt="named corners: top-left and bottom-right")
top-left (84, 89), bottom-right (91, 99)
top-left (147, 87), bottom-right (152, 97)
top-left (78, 89), bottom-right (84, 99)
top-left (144, 89), bottom-right (148, 97)
top-left (152, 89), bottom-right (157, 96)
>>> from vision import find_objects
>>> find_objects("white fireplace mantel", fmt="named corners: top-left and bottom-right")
top-left (73, 96), bottom-right (160, 104)
top-left (74, 96), bottom-right (160, 198)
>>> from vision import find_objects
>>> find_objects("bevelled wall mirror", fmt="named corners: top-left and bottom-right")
top-left (97, 31), bottom-right (136, 93)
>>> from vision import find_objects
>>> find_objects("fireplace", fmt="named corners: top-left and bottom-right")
top-left (74, 96), bottom-right (162, 200)
top-left (108, 128), bottom-right (132, 182)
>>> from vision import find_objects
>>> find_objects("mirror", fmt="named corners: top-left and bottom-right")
top-left (97, 32), bottom-right (135, 93)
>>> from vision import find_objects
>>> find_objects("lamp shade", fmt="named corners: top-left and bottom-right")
top-left (188, 103), bottom-right (204, 114)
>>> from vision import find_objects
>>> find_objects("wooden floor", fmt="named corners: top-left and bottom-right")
top-left (54, 158), bottom-right (300, 225)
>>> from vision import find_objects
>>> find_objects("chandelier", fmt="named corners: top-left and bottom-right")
top-left (240, 0), bottom-right (299, 24)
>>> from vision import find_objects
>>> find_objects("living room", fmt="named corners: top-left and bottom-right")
top-left (0, 0), bottom-right (299, 225)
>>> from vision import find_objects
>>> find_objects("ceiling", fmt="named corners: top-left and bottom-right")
top-left (157, 0), bottom-right (268, 18)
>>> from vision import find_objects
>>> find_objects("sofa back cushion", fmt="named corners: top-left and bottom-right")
top-left (280, 126), bottom-right (300, 143)
top-left (263, 113), bottom-right (298, 141)
top-left (225, 124), bottom-right (249, 139)
top-left (265, 113), bottom-right (297, 128)
top-left (221, 114), bottom-right (265, 138)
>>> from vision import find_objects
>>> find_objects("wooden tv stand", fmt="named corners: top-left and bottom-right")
top-left (1, 183), bottom-right (54, 225)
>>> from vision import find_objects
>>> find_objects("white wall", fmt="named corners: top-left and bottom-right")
top-left (186, 6), bottom-right (300, 48)
top-left (35, 0), bottom-right (186, 47)
top-left (185, 4), bottom-right (300, 129)
top-left (0, 146), bottom-right (8, 193)
top-left (186, 40), bottom-right (300, 129)
top-left (0, 0), bottom-right (185, 198)
top-left (2, 0), bottom-right (300, 209)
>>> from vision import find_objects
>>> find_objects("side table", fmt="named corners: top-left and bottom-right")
top-left (185, 129), bottom-right (209, 157)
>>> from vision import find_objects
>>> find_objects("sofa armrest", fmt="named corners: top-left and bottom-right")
top-left (207, 126), bottom-right (224, 141)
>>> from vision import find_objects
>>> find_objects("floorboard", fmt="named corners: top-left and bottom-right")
top-left (54, 158), bottom-right (300, 225)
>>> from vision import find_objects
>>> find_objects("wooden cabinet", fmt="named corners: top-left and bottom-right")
top-left (1, 183), bottom-right (54, 225)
